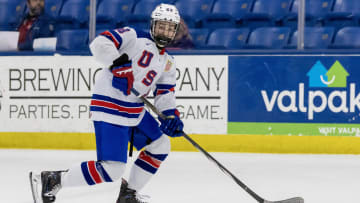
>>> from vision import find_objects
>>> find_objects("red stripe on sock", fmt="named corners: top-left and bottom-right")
top-left (88, 161), bottom-right (103, 184)
top-left (139, 151), bottom-right (161, 168)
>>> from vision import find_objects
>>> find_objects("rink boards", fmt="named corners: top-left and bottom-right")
top-left (1, 54), bottom-right (360, 154)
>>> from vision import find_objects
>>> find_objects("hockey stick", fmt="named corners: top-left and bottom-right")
top-left (131, 88), bottom-right (304, 203)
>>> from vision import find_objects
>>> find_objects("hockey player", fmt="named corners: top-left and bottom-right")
top-left (29, 3), bottom-right (184, 203)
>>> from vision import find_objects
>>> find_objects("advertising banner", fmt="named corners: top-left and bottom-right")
top-left (0, 55), bottom-right (228, 134)
top-left (174, 55), bottom-right (228, 134)
top-left (0, 56), bottom-right (100, 132)
top-left (228, 55), bottom-right (360, 136)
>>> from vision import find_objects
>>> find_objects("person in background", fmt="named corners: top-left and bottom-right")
top-left (167, 18), bottom-right (194, 49)
top-left (17, 0), bottom-right (55, 51)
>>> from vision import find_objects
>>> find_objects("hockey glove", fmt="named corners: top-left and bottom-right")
top-left (110, 54), bottom-right (134, 96)
top-left (159, 109), bottom-right (184, 137)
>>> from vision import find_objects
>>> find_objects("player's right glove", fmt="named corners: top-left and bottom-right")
top-left (110, 54), bottom-right (134, 96)
top-left (159, 109), bottom-right (184, 137)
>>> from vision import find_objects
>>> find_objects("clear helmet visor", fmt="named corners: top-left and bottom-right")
top-left (151, 20), bottom-right (179, 48)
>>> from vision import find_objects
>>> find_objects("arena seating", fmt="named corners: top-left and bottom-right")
top-left (207, 28), bottom-right (250, 49)
top-left (245, 27), bottom-right (291, 49)
top-left (56, 0), bottom-right (90, 30)
top-left (1, 0), bottom-right (360, 50)
top-left (126, 0), bottom-right (159, 29)
top-left (241, 0), bottom-right (293, 29)
top-left (284, 0), bottom-right (334, 28)
top-left (44, 0), bottom-right (64, 19)
top-left (189, 28), bottom-right (210, 47)
top-left (330, 26), bottom-right (360, 48)
top-left (0, 0), bottom-right (26, 30)
top-left (202, 0), bottom-right (254, 29)
top-left (56, 29), bottom-right (89, 51)
top-left (287, 26), bottom-right (335, 49)
top-left (324, 0), bottom-right (360, 30)
top-left (175, 0), bottom-right (215, 28)
top-left (97, 0), bottom-right (135, 29)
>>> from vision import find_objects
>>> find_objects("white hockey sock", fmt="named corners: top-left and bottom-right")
top-left (128, 135), bottom-right (170, 191)
top-left (128, 162), bottom-right (153, 191)
top-left (62, 161), bottom-right (126, 187)
top-left (61, 163), bottom-right (88, 187)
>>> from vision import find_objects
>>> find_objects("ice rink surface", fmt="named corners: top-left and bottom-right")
top-left (1, 149), bottom-right (359, 203)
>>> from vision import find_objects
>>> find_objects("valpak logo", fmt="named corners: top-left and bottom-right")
top-left (308, 60), bottom-right (348, 88)
top-left (261, 60), bottom-right (360, 120)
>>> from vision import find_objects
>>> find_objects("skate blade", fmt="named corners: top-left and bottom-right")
top-left (29, 172), bottom-right (43, 203)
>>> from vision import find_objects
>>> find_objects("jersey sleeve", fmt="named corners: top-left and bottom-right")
top-left (153, 57), bottom-right (177, 113)
top-left (89, 27), bottom-right (136, 67)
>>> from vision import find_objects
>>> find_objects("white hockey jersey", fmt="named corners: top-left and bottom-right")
top-left (89, 27), bottom-right (177, 126)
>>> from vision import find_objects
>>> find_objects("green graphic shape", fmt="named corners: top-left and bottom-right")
top-left (326, 60), bottom-right (349, 87)
top-left (228, 122), bottom-right (360, 136)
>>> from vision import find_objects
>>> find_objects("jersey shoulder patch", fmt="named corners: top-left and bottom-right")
top-left (164, 59), bottom-right (173, 72)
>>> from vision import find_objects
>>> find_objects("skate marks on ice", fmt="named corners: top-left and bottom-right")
top-left (1, 150), bottom-right (360, 203)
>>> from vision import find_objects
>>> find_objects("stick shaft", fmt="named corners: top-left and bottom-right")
top-left (182, 133), bottom-right (265, 202)
top-left (132, 88), bottom-right (265, 202)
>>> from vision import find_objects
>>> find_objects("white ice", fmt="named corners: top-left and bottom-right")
top-left (1, 149), bottom-right (359, 203)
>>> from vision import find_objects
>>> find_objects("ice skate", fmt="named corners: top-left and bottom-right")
top-left (29, 170), bottom-right (65, 203)
top-left (116, 179), bottom-right (149, 203)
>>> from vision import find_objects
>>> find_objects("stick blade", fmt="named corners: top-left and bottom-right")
top-left (265, 197), bottom-right (304, 203)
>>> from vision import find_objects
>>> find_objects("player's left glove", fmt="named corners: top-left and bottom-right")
top-left (159, 109), bottom-right (184, 137)
top-left (110, 54), bottom-right (134, 96)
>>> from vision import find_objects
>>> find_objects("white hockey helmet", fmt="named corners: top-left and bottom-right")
top-left (150, 3), bottom-right (181, 48)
